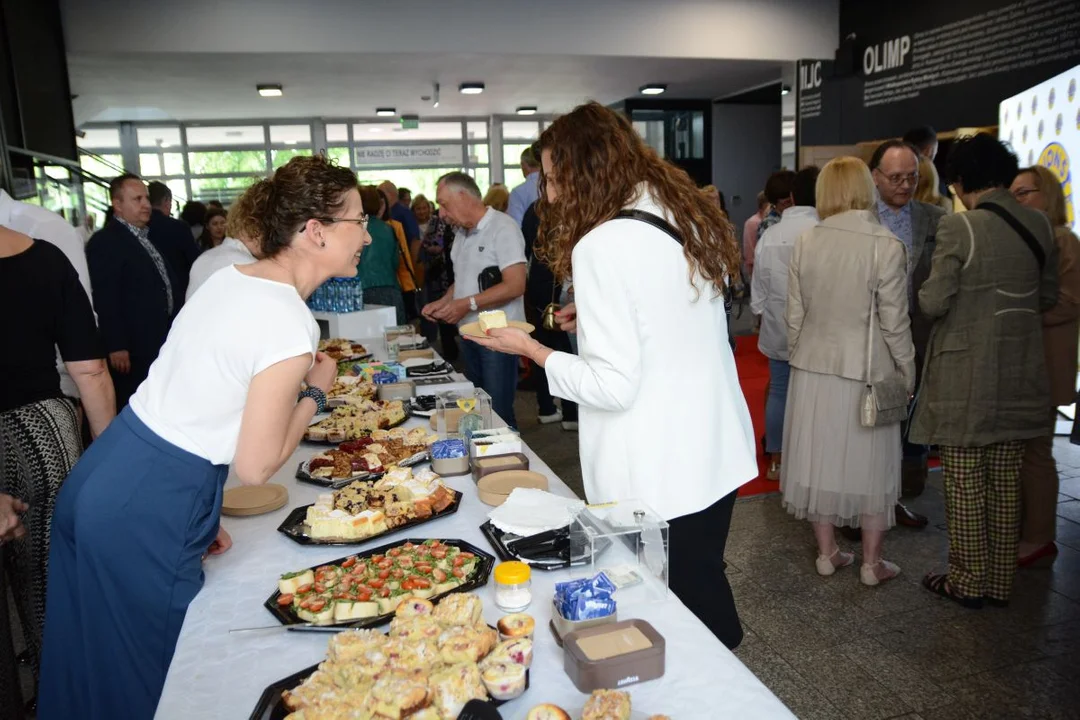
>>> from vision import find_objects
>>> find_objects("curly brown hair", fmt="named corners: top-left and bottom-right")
top-left (534, 102), bottom-right (739, 296)
top-left (233, 154), bottom-right (358, 259)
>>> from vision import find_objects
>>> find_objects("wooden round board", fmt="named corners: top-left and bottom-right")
top-left (222, 484), bottom-right (288, 517)
top-left (458, 320), bottom-right (535, 338)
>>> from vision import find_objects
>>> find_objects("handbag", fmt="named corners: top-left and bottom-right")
top-left (860, 242), bottom-right (910, 427)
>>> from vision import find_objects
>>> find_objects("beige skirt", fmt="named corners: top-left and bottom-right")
top-left (780, 368), bottom-right (901, 530)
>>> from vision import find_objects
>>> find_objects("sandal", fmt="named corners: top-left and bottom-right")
top-left (860, 559), bottom-right (900, 586)
top-left (922, 572), bottom-right (983, 609)
top-left (815, 547), bottom-right (855, 577)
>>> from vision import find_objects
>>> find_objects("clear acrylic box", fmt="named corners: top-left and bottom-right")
top-left (435, 388), bottom-right (492, 439)
top-left (569, 499), bottom-right (669, 608)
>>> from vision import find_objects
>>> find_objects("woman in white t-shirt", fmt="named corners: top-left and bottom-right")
top-left (37, 155), bottom-right (371, 719)
top-left (468, 102), bottom-right (756, 649)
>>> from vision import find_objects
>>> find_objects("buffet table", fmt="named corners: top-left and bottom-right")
top-left (156, 418), bottom-right (794, 719)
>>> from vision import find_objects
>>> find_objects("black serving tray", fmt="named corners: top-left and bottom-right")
top-left (276, 489), bottom-right (463, 546)
top-left (263, 538), bottom-right (495, 627)
top-left (295, 448), bottom-right (429, 488)
top-left (248, 639), bottom-right (525, 720)
top-left (302, 406), bottom-right (412, 445)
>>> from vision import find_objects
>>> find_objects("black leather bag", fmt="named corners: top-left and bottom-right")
top-left (478, 265), bottom-right (502, 292)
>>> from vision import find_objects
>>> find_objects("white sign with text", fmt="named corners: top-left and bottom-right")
top-left (353, 144), bottom-right (463, 167)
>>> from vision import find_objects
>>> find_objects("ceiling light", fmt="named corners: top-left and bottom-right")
top-left (780, 85), bottom-right (791, 96)
top-left (257, 84), bottom-right (283, 97)
top-left (516, 106), bottom-right (537, 115)
top-left (375, 108), bottom-right (396, 117)
top-left (459, 83), bottom-right (485, 95)
top-left (368, 127), bottom-right (382, 133)
top-left (639, 84), bottom-right (667, 95)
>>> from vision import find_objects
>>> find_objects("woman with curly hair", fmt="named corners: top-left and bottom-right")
top-left (467, 101), bottom-right (756, 648)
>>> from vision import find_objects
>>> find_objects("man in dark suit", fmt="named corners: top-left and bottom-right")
top-left (872, 139), bottom-right (948, 521)
top-left (87, 174), bottom-right (180, 409)
top-left (148, 181), bottom-right (200, 303)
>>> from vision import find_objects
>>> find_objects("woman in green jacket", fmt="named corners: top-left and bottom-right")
top-left (357, 185), bottom-right (406, 323)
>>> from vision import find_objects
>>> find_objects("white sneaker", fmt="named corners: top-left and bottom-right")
top-left (561, 421), bottom-right (579, 431)
top-left (538, 411), bottom-right (563, 425)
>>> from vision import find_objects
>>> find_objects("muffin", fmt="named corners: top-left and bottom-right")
top-left (526, 705), bottom-right (572, 720)
top-left (583, 689), bottom-right (631, 720)
top-left (496, 612), bottom-right (535, 641)
top-left (480, 660), bottom-right (527, 701)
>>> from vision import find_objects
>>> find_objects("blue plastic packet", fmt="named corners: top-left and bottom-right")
top-left (554, 572), bottom-right (617, 621)
top-left (372, 371), bottom-right (399, 385)
top-left (431, 439), bottom-right (467, 459)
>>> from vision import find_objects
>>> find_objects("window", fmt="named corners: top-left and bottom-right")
top-left (502, 121), bottom-right (541, 141)
top-left (80, 153), bottom-right (123, 179)
top-left (190, 176), bottom-right (261, 204)
top-left (77, 128), bottom-right (121, 150)
top-left (270, 124), bottom-right (312, 145)
top-left (272, 148), bottom-right (312, 168)
top-left (468, 143), bottom-right (489, 164)
top-left (469, 168), bottom-right (491, 194)
top-left (326, 124), bottom-right (349, 143)
top-left (136, 127), bottom-right (181, 149)
top-left (185, 125), bottom-right (265, 146)
top-left (139, 152), bottom-right (184, 177)
top-left (503, 167), bottom-right (525, 189)
top-left (466, 121), bottom-right (488, 140)
top-left (356, 168), bottom-right (460, 200)
top-left (187, 150), bottom-right (267, 175)
top-left (326, 147), bottom-right (350, 167)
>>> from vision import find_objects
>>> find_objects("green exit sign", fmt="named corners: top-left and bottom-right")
top-left (401, 116), bottom-right (420, 130)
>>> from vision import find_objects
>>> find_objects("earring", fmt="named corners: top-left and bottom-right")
top-left (321, 241), bottom-right (326, 247)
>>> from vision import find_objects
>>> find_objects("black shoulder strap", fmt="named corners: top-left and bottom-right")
top-left (980, 202), bottom-right (1045, 271)
top-left (615, 209), bottom-right (684, 245)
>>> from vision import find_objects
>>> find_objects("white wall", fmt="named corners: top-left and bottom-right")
top-left (712, 103), bottom-right (781, 240)
top-left (62, 0), bottom-right (838, 62)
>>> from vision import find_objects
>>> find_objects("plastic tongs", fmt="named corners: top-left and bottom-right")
top-left (505, 526), bottom-right (571, 564)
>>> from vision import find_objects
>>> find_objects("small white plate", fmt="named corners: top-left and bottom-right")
top-left (308, 412), bottom-right (330, 427)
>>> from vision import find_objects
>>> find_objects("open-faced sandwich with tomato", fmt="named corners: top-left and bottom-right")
top-left (274, 539), bottom-right (484, 625)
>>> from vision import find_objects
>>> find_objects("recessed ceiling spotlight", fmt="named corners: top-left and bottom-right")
top-left (459, 83), bottom-right (485, 95)
top-left (257, 84), bottom-right (283, 97)
top-left (639, 84), bottom-right (667, 95)
top-left (516, 106), bottom-right (538, 115)
top-left (780, 85), bottom-right (791, 96)
top-left (375, 108), bottom-right (396, 117)
top-left (368, 127), bottom-right (382, 133)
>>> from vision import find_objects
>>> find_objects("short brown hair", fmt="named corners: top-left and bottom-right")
top-left (359, 185), bottom-right (383, 216)
top-left (109, 173), bottom-right (143, 200)
top-left (816, 157), bottom-right (875, 220)
top-left (231, 154), bottom-right (357, 258)
top-left (914, 156), bottom-right (942, 205)
top-left (1018, 166), bottom-right (1067, 228)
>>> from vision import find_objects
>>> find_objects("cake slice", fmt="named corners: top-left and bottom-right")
top-left (477, 310), bottom-right (508, 332)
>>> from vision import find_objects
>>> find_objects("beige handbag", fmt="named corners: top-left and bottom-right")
top-left (860, 242), bottom-right (910, 428)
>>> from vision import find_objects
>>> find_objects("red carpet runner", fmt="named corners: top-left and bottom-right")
top-left (733, 334), bottom-right (778, 497)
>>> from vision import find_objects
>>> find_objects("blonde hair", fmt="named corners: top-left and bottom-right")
top-left (816, 156), bottom-right (875, 220)
top-left (1019, 166), bottom-right (1068, 228)
top-left (483, 184), bottom-right (510, 213)
top-left (914, 156), bottom-right (942, 205)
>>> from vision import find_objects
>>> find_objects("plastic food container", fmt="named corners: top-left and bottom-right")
top-left (563, 618), bottom-right (665, 692)
top-left (472, 452), bottom-right (530, 481)
top-left (431, 455), bottom-right (470, 477)
top-left (549, 599), bottom-right (617, 647)
top-left (493, 561), bottom-right (532, 612)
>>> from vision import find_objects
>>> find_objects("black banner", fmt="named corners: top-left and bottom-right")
top-left (800, 0), bottom-right (1080, 146)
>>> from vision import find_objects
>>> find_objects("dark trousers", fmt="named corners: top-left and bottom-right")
top-left (902, 352), bottom-right (928, 496)
top-left (0, 547), bottom-right (22, 720)
top-left (668, 490), bottom-right (743, 649)
top-left (532, 325), bottom-right (578, 421)
top-left (461, 341), bottom-right (518, 429)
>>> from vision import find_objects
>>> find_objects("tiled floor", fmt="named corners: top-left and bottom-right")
top-left (515, 387), bottom-right (1080, 720)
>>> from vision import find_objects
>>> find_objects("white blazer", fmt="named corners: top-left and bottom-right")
top-left (544, 189), bottom-right (757, 521)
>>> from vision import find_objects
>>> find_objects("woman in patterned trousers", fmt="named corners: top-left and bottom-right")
top-left (910, 135), bottom-right (1059, 608)
top-left (0, 225), bottom-right (116, 704)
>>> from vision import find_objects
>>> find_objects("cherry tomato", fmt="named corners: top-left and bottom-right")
top-left (401, 579), bottom-right (416, 590)
top-left (296, 584), bottom-right (313, 595)
top-left (378, 559), bottom-right (394, 569)
top-left (315, 565), bottom-right (334, 574)
top-left (431, 548), bottom-right (447, 559)
top-left (334, 592), bottom-right (351, 600)
top-left (388, 548), bottom-right (401, 557)
top-left (416, 563), bottom-right (433, 574)
top-left (433, 568), bottom-right (447, 583)
top-left (453, 557), bottom-right (465, 567)
top-left (392, 568), bottom-right (404, 579)
top-left (277, 594), bottom-right (294, 606)
top-left (371, 554), bottom-right (385, 563)
top-left (341, 557), bottom-right (356, 569)
top-left (403, 542), bottom-right (415, 549)
top-left (378, 569), bottom-right (390, 580)
top-left (414, 578), bottom-right (431, 589)
top-left (369, 578), bottom-right (385, 589)
top-left (459, 552), bottom-right (474, 559)
top-left (397, 557), bottom-right (414, 568)
top-left (452, 567), bottom-right (464, 579)
top-left (379, 587), bottom-right (390, 598)
top-left (357, 590), bottom-right (372, 601)
top-left (314, 583), bottom-right (326, 594)
top-left (308, 598), bottom-right (327, 612)
top-left (299, 598), bottom-right (312, 610)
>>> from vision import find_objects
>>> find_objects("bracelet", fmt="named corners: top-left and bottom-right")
top-left (299, 387), bottom-right (327, 414)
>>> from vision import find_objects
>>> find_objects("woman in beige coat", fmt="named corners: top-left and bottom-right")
top-left (1011, 165), bottom-right (1080, 567)
top-left (782, 157), bottom-right (915, 586)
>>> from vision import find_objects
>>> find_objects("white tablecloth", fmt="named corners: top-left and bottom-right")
top-left (155, 426), bottom-right (794, 719)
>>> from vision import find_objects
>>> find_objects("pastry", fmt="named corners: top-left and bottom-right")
top-left (367, 672), bottom-right (430, 718)
top-left (496, 612), bottom-right (535, 640)
top-left (432, 592), bottom-right (483, 626)
top-left (437, 625), bottom-right (489, 664)
top-left (526, 705), bottom-right (572, 720)
top-left (480, 660), bottom-right (527, 701)
top-left (478, 309), bottom-right (508, 332)
top-left (429, 662), bottom-right (487, 719)
top-left (327, 628), bottom-right (388, 664)
top-left (582, 689), bottom-right (632, 720)
top-left (483, 637), bottom-right (533, 669)
top-left (389, 615), bottom-right (443, 642)
top-left (395, 597), bottom-right (434, 618)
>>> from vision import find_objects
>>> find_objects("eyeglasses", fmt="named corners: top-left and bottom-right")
top-left (315, 215), bottom-right (369, 229)
top-left (875, 170), bottom-right (919, 187)
top-left (1012, 187), bottom-right (1040, 200)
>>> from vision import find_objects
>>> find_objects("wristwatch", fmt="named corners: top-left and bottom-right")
top-left (299, 386), bottom-right (327, 414)
top-left (468, 296), bottom-right (478, 312)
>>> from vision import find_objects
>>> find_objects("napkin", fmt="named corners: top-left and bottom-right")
top-left (487, 488), bottom-right (585, 536)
